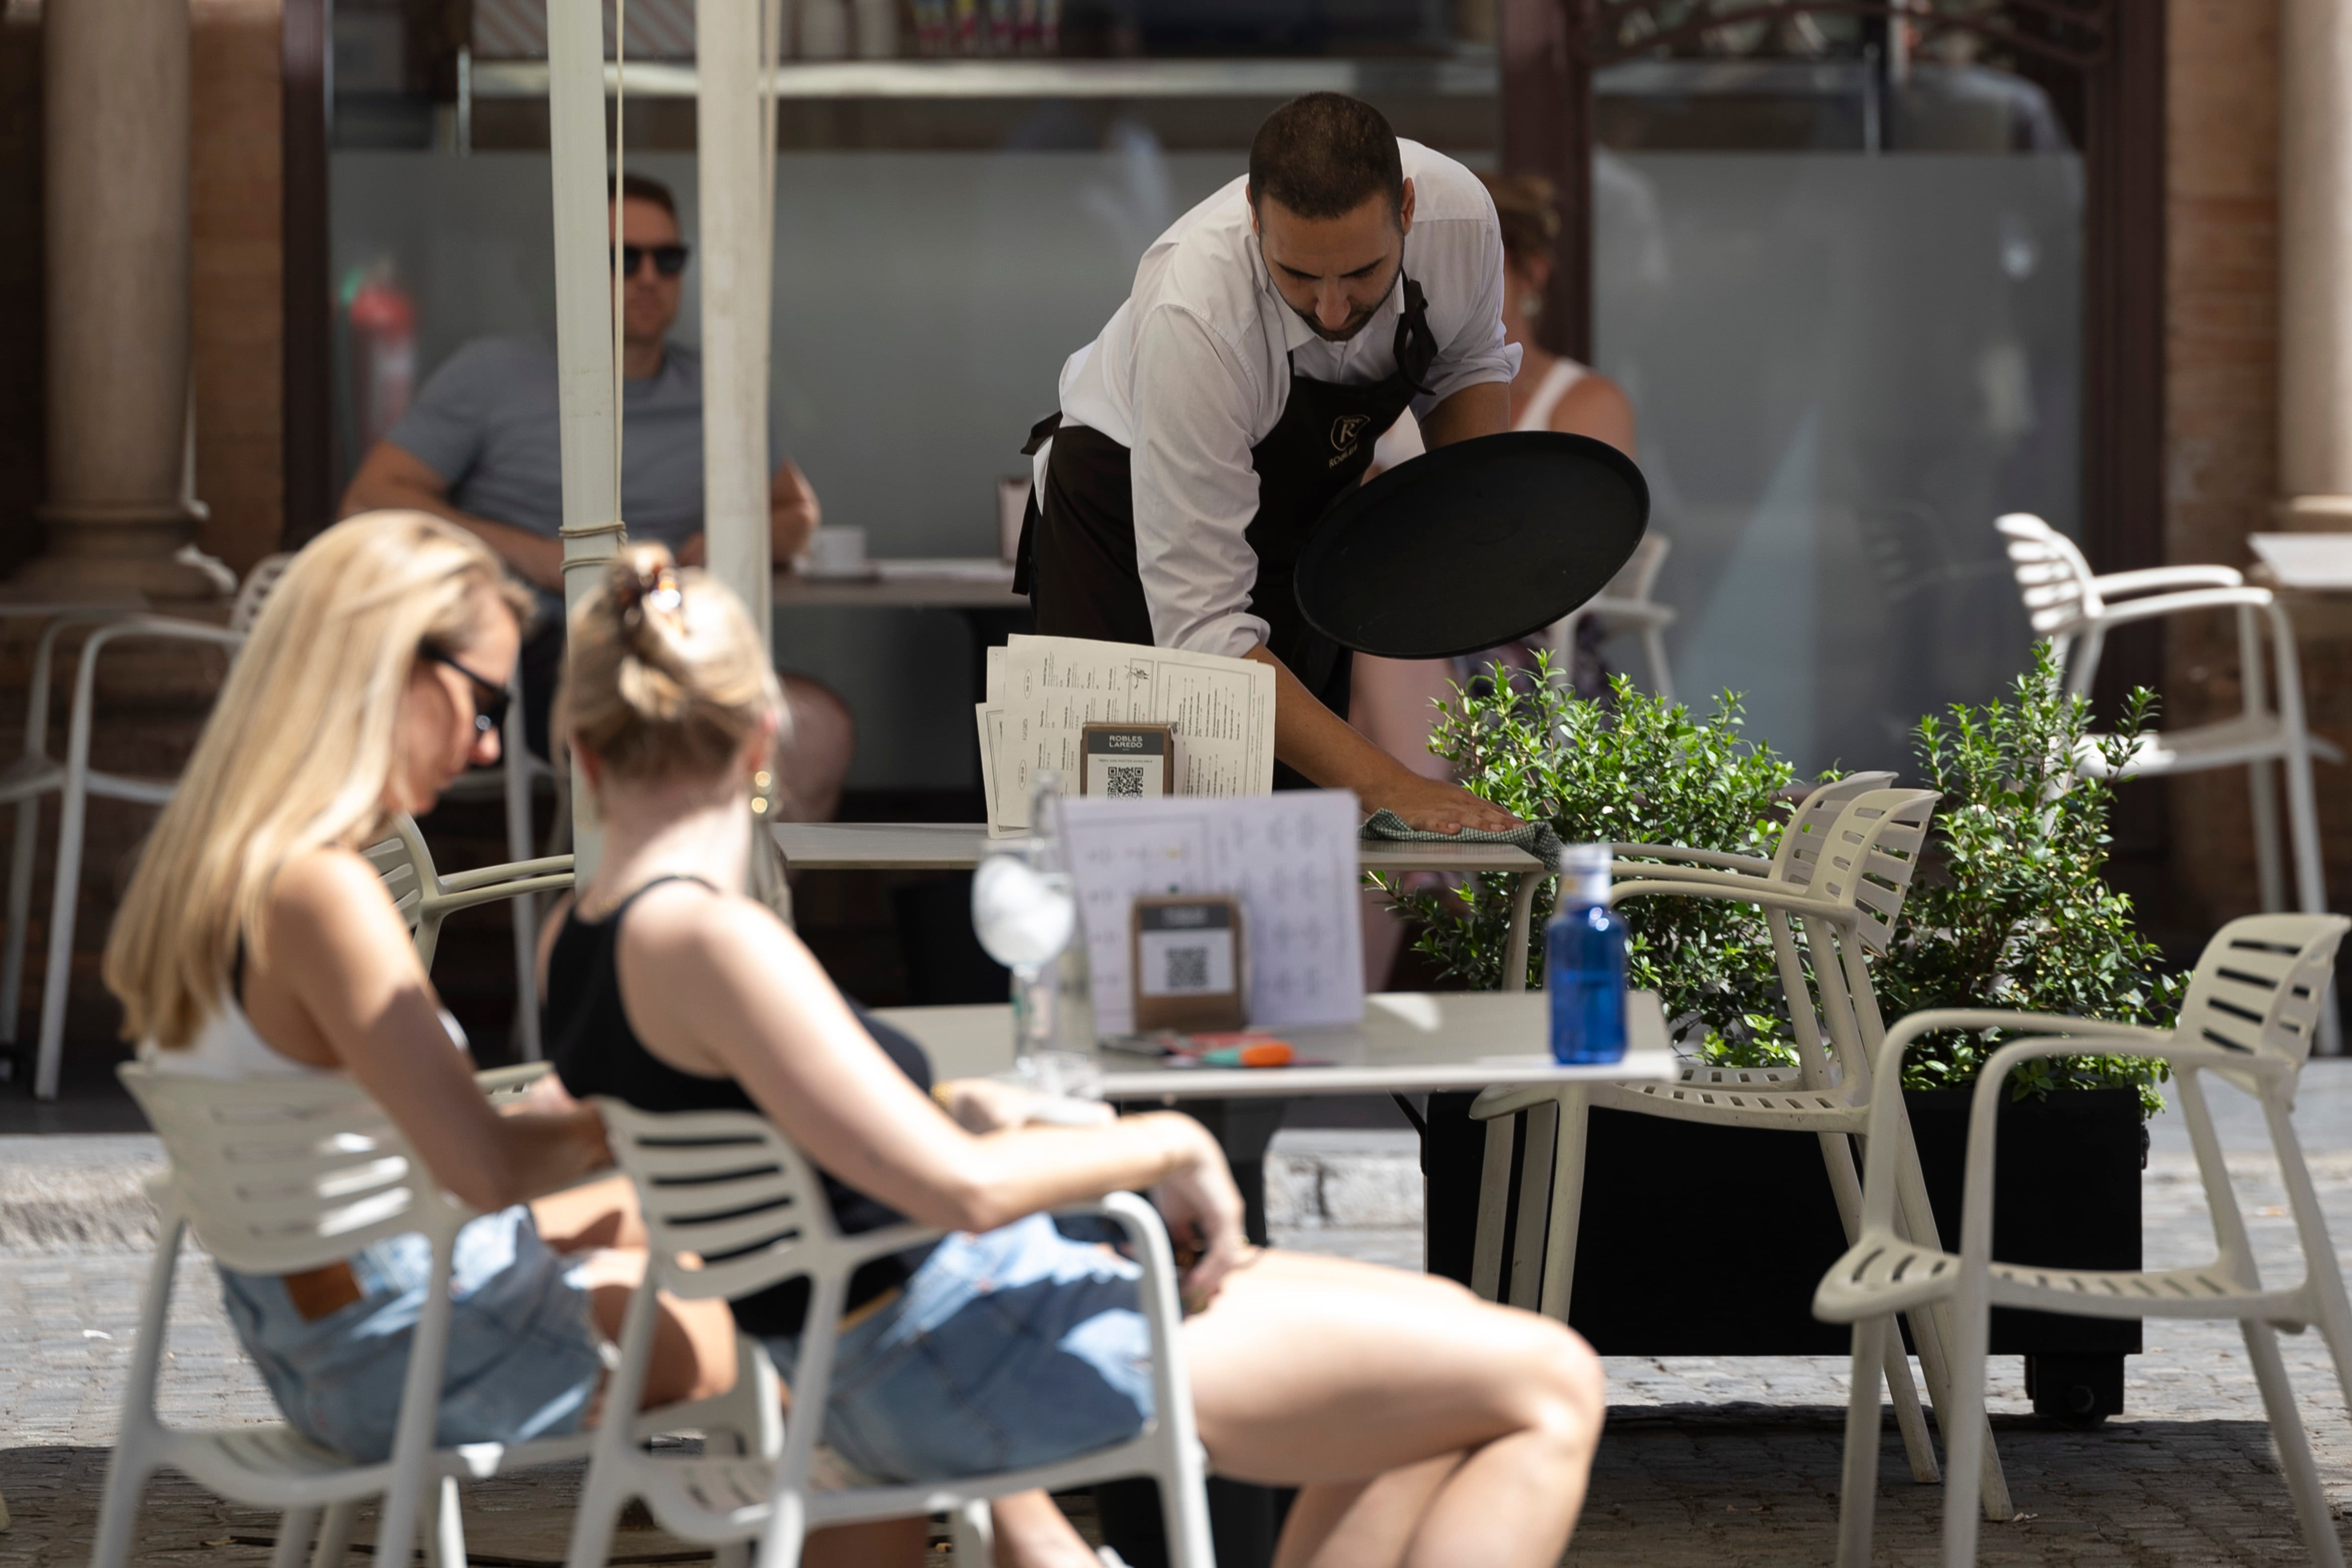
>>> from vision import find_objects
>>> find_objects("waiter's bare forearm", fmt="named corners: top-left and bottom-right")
top-left (1418, 381), bottom-right (1510, 448)
top-left (340, 443), bottom-right (564, 592)
top-left (1242, 645), bottom-right (1520, 835)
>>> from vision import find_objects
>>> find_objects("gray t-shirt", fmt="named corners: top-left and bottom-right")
top-left (387, 335), bottom-right (714, 551)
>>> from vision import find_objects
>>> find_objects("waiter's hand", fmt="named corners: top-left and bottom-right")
top-left (1247, 644), bottom-right (1523, 834)
top-left (1365, 770), bottom-right (1522, 835)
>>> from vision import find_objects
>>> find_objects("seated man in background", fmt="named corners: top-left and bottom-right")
top-left (339, 172), bottom-right (853, 821)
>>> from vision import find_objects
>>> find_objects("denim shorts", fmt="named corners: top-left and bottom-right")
top-left (763, 1212), bottom-right (1154, 1483)
top-left (218, 1206), bottom-right (604, 1464)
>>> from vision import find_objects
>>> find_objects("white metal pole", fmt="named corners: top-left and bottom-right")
top-left (547, 0), bottom-right (623, 873)
top-left (696, 0), bottom-right (775, 646)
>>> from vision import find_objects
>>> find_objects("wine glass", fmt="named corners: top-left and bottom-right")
top-left (970, 838), bottom-right (1076, 1069)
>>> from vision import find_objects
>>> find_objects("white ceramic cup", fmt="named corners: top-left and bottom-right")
top-left (806, 525), bottom-right (868, 574)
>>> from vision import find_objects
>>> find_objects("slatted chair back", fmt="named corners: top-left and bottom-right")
top-left (361, 812), bottom-right (574, 972)
top-left (2176, 913), bottom-right (2351, 1090)
top-left (228, 553), bottom-right (297, 636)
top-left (1809, 788), bottom-right (1939, 956)
top-left (1776, 788), bottom-right (1939, 1094)
top-left (1997, 512), bottom-right (2102, 635)
top-left (598, 1099), bottom-right (872, 1304)
top-left (117, 1062), bottom-right (460, 1276)
top-left (1769, 771), bottom-right (1898, 887)
top-left (1607, 533), bottom-right (1670, 601)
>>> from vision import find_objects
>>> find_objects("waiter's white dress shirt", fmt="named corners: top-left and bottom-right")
top-left (1049, 139), bottom-right (1520, 661)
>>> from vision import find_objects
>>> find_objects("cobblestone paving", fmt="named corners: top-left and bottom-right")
top-left (11, 1068), bottom-right (2352, 1563)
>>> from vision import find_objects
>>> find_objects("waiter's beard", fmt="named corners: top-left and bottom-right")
top-left (1285, 264), bottom-right (1404, 343)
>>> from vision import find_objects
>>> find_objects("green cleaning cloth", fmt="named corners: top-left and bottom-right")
top-left (1360, 808), bottom-right (1564, 868)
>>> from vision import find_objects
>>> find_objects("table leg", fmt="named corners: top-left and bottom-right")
top-left (1501, 870), bottom-right (1543, 992)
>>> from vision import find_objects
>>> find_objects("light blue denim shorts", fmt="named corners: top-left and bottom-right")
top-left (218, 1205), bottom-right (603, 1463)
top-left (763, 1212), bottom-right (1155, 1483)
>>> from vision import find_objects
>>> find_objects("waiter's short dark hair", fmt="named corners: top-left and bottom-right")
top-left (1247, 94), bottom-right (1405, 223)
top-left (608, 171), bottom-right (678, 218)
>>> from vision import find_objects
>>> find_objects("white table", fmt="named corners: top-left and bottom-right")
top-left (772, 558), bottom-right (1025, 611)
top-left (775, 821), bottom-right (1556, 989)
top-left (871, 989), bottom-right (1675, 1100)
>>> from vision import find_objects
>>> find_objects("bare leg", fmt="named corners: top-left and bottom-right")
top-left (531, 1174), bottom-right (646, 1253)
top-left (990, 1490), bottom-right (1099, 1568)
top-left (1183, 1251), bottom-right (1603, 1568)
top-left (1275, 1456), bottom-right (1465, 1568)
top-left (571, 1249), bottom-right (740, 1410)
top-left (778, 673), bottom-right (855, 824)
top-left (805, 1517), bottom-right (929, 1568)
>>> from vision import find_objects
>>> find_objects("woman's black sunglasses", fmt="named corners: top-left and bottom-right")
top-left (615, 243), bottom-right (691, 278)
top-left (421, 648), bottom-right (511, 737)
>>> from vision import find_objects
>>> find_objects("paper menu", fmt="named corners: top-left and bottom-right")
top-left (1058, 791), bottom-right (1365, 1034)
top-left (974, 635), bottom-right (1277, 835)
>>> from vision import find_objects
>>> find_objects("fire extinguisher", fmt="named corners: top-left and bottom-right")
top-left (345, 262), bottom-right (416, 452)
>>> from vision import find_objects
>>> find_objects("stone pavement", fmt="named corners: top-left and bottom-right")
top-left (11, 1069), bottom-right (2352, 1563)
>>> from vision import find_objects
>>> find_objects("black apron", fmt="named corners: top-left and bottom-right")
top-left (1016, 277), bottom-right (1438, 789)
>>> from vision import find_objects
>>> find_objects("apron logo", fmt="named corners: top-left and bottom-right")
top-left (1328, 414), bottom-right (1371, 468)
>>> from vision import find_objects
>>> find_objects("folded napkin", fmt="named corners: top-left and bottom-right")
top-left (1360, 808), bottom-right (1564, 868)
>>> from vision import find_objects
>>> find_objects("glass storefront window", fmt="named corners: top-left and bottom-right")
top-left (1592, 25), bottom-right (2082, 774)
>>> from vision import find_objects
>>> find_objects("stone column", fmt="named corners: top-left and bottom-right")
top-left (2280, 0), bottom-right (2352, 527)
top-left (28, 0), bottom-right (218, 604)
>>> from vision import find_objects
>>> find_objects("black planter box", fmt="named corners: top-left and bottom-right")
top-left (1427, 1085), bottom-right (2144, 1362)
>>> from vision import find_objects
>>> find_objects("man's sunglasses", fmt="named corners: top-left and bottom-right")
top-left (421, 648), bottom-right (511, 737)
top-left (614, 243), bottom-right (691, 278)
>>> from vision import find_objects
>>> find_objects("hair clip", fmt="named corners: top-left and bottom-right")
top-left (646, 566), bottom-right (683, 615)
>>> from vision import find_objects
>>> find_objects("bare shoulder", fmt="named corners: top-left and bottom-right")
top-left (261, 844), bottom-right (416, 978)
top-left (1554, 373), bottom-right (1637, 454)
top-left (272, 844), bottom-right (401, 924)
top-left (619, 881), bottom-right (809, 973)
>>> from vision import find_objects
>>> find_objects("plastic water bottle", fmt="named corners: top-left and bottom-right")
top-left (1547, 843), bottom-right (1627, 1064)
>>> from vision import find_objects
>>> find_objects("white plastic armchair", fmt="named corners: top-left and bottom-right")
top-left (568, 1099), bottom-right (1215, 1568)
top-left (1549, 533), bottom-right (1676, 700)
top-left (1999, 513), bottom-right (2335, 926)
top-left (1816, 912), bottom-right (2352, 1568)
top-left (1469, 786), bottom-right (2014, 1521)
top-left (3, 556), bottom-right (295, 1098)
top-left (362, 814), bottom-right (573, 1051)
top-left (99, 1063), bottom-right (780, 1568)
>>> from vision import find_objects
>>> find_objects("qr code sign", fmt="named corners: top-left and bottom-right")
top-left (1163, 945), bottom-right (1211, 992)
top-left (1105, 765), bottom-right (1145, 798)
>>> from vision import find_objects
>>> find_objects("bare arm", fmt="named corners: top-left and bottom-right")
top-left (1245, 646), bottom-right (1518, 833)
top-left (1417, 380), bottom-right (1509, 450)
top-left (1552, 375), bottom-right (1637, 456)
top-left (257, 849), bottom-right (609, 1213)
top-left (619, 886), bottom-right (1249, 1298)
top-left (340, 442), bottom-right (564, 593)
top-left (772, 458), bottom-right (822, 562)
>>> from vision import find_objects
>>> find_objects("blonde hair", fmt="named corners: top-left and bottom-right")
top-left (555, 544), bottom-right (782, 785)
top-left (105, 511), bottom-right (533, 1048)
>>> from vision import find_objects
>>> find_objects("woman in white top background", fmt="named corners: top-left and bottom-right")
top-left (1352, 172), bottom-right (1639, 985)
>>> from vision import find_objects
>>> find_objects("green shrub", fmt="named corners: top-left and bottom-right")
top-left (1874, 646), bottom-right (2183, 1113)
top-left (1378, 655), bottom-right (1798, 1059)
top-left (1387, 646), bottom-right (2182, 1112)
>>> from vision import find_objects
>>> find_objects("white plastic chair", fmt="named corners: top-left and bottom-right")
top-left (6, 554), bottom-right (556, 1093)
top-left (1549, 533), bottom-right (1676, 700)
top-left (362, 813), bottom-right (574, 1059)
top-left (1998, 513), bottom-right (2335, 923)
top-left (568, 1099), bottom-right (1216, 1568)
top-left (100, 1063), bottom-right (777, 1568)
top-left (1468, 785), bottom-right (2013, 1520)
top-left (1816, 912), bottom-right (2352, 1568)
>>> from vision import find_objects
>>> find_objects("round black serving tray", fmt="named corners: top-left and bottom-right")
top-left (1294, 430), bottom-right (1649, 660)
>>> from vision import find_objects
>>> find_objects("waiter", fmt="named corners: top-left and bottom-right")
top-left (1021, 93), bottom-right (1521, 833)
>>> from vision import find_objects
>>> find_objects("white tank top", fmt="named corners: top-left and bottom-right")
top-left (1515, 357), bottom-right (1589, 432)
top-left (1367, 355), bottom-right (1593, 471)
top-left (142, 990), bottom-right (467, 1080)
